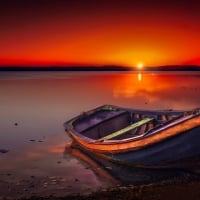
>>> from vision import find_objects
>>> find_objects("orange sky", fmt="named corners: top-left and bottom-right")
top-left (0, 0), bottom-right (200, 67)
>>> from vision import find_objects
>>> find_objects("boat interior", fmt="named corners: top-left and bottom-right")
top-left (72, 106), bottom-right (197, 141)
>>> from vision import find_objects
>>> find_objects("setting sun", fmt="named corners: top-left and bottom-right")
top-left (137, 63), bottom-right (144, 70)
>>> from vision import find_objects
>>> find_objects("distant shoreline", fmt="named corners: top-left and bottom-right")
top-left (0, 65), bottom-right (200, 71)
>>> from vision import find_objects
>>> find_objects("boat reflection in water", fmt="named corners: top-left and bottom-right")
top-left (64, 142), bottom-right (200, 186)
top-left (64, 142), bottom-right (119, 185)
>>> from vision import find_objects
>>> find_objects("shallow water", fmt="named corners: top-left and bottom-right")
top-left (0, 71), bottom-right (200, 198)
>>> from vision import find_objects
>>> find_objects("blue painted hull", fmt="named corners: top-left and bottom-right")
top-left (104, 126), bottom-right (200, 167)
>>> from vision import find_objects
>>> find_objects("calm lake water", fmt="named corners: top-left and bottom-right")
top-left (1, 71), bottom-right (200, 198)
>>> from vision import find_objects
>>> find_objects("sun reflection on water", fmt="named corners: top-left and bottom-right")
top-left (112, 72), bottom-right (200, 110)
top-left (138, 72), bottom-right (142, 81)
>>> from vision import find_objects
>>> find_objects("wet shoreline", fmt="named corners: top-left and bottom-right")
top-left (1, 142), bottom-right (200, 200)
top-left (1, 164), bottom-right (200, 200)
top-left (17, 179), bottom-right (200, 200)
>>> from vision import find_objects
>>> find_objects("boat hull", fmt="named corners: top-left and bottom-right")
top-left (65, 105), bottom-right (200, 168)
top-left (104, 126), bottom-right (200, 167)
top-left (69, 126), bottom-right (200, 168)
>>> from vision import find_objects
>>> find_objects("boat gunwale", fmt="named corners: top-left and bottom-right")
top-left (64, 105), bottom-right (200, 145)
top-left (66, 116), bottom-right (200, 155)
top-left (66, 113), bottom-right (199, 145)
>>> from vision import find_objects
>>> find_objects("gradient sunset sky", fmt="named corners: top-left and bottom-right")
top-left (0, 0), bottom-right (200, 67)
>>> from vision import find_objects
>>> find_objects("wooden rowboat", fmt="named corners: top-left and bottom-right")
top-left (64, 105), bottom-right (200, 168)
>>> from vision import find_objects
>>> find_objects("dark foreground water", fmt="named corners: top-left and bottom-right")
top-left (0, 71), bottom-right (200, 199)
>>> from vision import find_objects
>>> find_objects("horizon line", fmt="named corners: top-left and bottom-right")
top-left (0, 65), bottom-right (200, 71)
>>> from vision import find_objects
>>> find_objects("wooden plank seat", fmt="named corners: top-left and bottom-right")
top-left (97, 118), bottom-right (154, 141)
